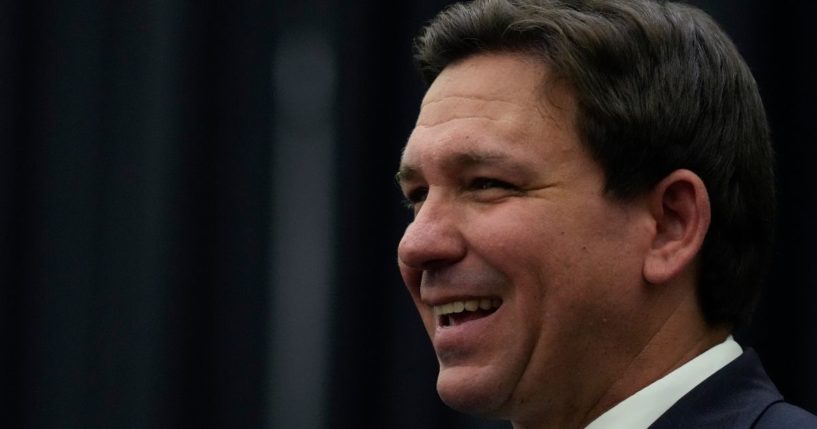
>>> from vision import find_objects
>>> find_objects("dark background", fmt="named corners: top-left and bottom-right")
top-left (0, 1), bottom-right (814, 428)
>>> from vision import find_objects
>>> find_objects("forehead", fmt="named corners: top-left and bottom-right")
top-left (418, 53), bottom-right (551, 125)
top-left (422, 53), bottom-right (547, 107)
top-left (401, 53), bottom-right (578, 172)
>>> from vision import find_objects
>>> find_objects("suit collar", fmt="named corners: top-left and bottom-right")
top-left (649, 349), bottom-right (783, 428)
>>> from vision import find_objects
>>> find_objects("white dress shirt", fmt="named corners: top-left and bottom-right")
top-left (584, 336), bottom-right (743, 429)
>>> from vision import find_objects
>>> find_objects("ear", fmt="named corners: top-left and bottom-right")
top-left (643, 169), bottom-right (711, 285)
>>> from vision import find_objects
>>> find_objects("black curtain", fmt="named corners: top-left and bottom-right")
top-left (0, 1), bottom-right (814, 428)
top-left (1, 1), bottom-right (272, 427)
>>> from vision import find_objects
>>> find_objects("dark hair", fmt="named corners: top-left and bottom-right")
top-left (414, 0), bottom-right (774, 328)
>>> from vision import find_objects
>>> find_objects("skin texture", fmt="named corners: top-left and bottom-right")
top-left (397, 53), bottom-right (726, 429)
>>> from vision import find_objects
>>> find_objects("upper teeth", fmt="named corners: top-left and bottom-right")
top-left (433, 299), bottom-right (501, 316)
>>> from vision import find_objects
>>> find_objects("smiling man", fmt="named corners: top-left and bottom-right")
top-left (395, 1), bottom-right (817, 428)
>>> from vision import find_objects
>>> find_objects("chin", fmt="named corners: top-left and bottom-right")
top-left (436, 365), bottom-right (510, 417)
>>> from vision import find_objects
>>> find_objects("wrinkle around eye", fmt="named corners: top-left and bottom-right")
top-left (401, 186), bottom-right (428, 211)
top-left (465, 180), bottom-right (525, 204)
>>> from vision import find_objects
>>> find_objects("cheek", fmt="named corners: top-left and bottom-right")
top-left (468, 207), bottom-right (571, 276)
top-left (469, 206), bottom-right (616, 316)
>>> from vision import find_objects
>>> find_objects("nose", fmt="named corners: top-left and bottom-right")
top-left (397, 195), bottom-right (466, 271)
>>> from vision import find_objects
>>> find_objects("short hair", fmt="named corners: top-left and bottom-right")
top-left (414, 0), bottom-right (774, 328)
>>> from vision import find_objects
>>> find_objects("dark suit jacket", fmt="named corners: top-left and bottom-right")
top-left (649, 349), bottom-right (817, 428)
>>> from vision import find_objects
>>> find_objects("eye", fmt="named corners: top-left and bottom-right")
top-left (469, 177), bottom-right (516, 190)
top-left (402, 186), bottom-right (428, 209)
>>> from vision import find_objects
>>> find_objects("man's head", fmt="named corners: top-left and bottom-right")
top-left (396, 0), bottom-right (773, 426)
top-left (412, 0), bottom-right (774, 329)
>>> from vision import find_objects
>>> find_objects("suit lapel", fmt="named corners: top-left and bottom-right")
top-left (648, 349), bottom-right (783, 428)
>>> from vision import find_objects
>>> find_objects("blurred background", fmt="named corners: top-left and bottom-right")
top-left (0, 0), bottom-right (814, 428)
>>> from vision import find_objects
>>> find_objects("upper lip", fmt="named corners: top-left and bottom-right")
top-left (420, 291), bottom-right (501, 307)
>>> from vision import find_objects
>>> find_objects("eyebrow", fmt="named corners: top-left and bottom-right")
top-left (395, 150), bottom-right (530, 185)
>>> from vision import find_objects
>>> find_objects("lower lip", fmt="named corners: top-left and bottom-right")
top-left (432, 305), bottom-right (502, 361)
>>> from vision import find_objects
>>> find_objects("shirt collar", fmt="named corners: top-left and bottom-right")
top-left (584, 336), bottom-right (743, 429)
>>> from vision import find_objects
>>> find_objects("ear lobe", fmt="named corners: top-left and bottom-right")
top-left (643, 169), bottom-right (711, 285)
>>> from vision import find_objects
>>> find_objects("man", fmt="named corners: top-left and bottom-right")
top-left (395, 0), bottom-right (817, 428)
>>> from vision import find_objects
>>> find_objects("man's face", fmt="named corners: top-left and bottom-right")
top-left (397, 53), bottom-right (655, 421)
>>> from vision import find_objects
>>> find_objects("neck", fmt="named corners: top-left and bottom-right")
top-left (582, 291), bottom-right (729, 424)
top-left (511, 284), bottom-right (729, 429)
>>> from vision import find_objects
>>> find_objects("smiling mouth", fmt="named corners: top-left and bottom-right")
top-left (433, 298), bottom-right (502, 327)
